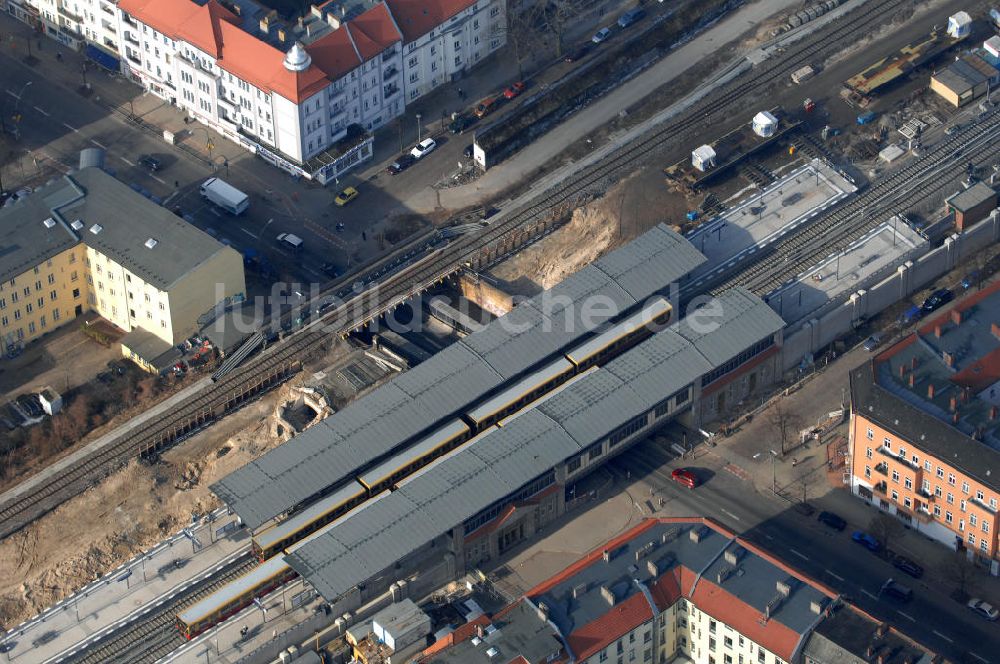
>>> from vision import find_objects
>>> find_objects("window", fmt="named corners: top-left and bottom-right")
top-left (933, 505), bottom-right (941, 517)
top-left (925, 460), bottom-right (932, 471)
top-left (866, 428), bottom-right (874, 440)
top-left (866, 448), bottom-right (873, 459)
top-left (983, 522), bottom-right (991, 533)
top-left (937, 468), bottom-right (944, 478)
top-left (10, 293), bottom-right (16, 303)
top-left (25, 303), bottom-right (31, 314)
top-left (724, 637), bottom-right (733, 648)
top-left (72, 288), bottom-right (80, 298)
top-left (946, 511), bottom-right (953, 524)
top-left (864, 466), bottom-right (871, 479)
top-left (961, 499), bottom-right (967, 512)
top-left (903, 497), bottom-right (911, 508)
top-left (39, 316), bottom-right (44, 329)
top-left (22, 287), bottom-right (29, 297)
top-left (882, 437), bottom-right (892, 448)
top-left (0, 299), bottom-right (5, 310)
top-left (947, 493), bottom-right (954, 505)
top-left (891, 470), bottom-right (899, 482)
top-left (158, 302), bottom-right (165, 311)
top-left (1, 316), bottom-right (6, 327)
top-left (891, 490), bottom-right (898, 501)
top-left (969, 532), bottom-right (976, 544)
top-left (977, 490), bottom-right (985, 501)
top-left (71, 271), bottom-right (78, 282)
top-left (922, 479), bottom-right (930, 492)
top-left (948, 473), bottom-right (956, 486)
top-left (709, 638), bottom-right (717, 651)
top-left (981, 539), bottom-right (989, 553)
top-left (935, 486), bottom-right (942, 497)
top-left (904, 478), bottom-right (912, 489)
top-left (601, 653), bottom-right (608, 663)
top-left (52, 309), bottom-right (59, 321)
top-left (50, 290), bottom-right (56, 301)
top-left (962, 481), bottom-right (970, 494)
top-left (490, 5), bottom-right (500, 15)
top-left (709, 620), bottom-right (717, 633)
top-left (47, 274), bottom-right (54, 285)
top-left (970, 514), bottom-right (978, 526)
top-left (36, 298), bottom-right (42, 308)
top-left (27, 322), bottom-right (34, 334)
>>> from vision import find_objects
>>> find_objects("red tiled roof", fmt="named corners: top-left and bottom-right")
top-left (348, 3), bottom-right (402, 60)
top-left (385, 0), bottom-right (477, 42)
top-left (307, 26), bottom-right (363, 81)
top-left (119, 0), bottom-right (329, 103)
top-left (689, 578), bottom-right (802, 661)
top-left (647, 566), bottom-right (686, 609)
top-left (566, 592), bottom-right (654, 661)
top-left (420, 613), bottom-right (491, 657)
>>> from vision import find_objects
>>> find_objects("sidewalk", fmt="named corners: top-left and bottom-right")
top-left (0, 508), bottom-right (250, 663)
top-left (711, 343), bottom-right (1000, 607)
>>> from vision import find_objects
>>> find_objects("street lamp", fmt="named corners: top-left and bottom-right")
top-left (769, 449), bottom-right (779, 495)
top-left (415, 113), bottom-right (422, 142)
top-left (11, 81), bottom-right (32, 140)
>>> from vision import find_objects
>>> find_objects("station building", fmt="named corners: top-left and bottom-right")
top-left (8, 0), bottom-right (506, 182)
top-left (849, 280), bottom-right (1000, 572)
top-left (213, 224), bottom-right (789, 621)
top-left (418, 518), bottom-right (935, 664)
top-left (0, 166), bottom-right (245, 363)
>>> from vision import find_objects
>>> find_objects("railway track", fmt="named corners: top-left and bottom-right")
top-left (708, 110), bottom-right (1000, 297)
top-left (0, 0), bottom-right (916, 540)
top-left (56, 552), bottom-right (256, 664)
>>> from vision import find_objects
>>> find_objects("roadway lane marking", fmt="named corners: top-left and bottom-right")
top-left (932, 630), bottom-right (954, 644)
top-left (241, 228), bottom-right (256, 239)
top-left (720, 508), bottom-right (742, 521)
top-left (861, 589), bottom-right (878, 600)
top-left (825, 569), bottom-right (844, 582)
top-left (896, 610), bottom-right (915, 622)
top-left (33, 105), bottom-right (49, 116)
top-left (63, 122), bottom-right (79, 133)
top-left (789, 548), bottom-right (809, 561)
top-left (120, 156), bottom-right (134, 166)
top-left (91, 139), bottom-right (107, 149)
top-left (151, 174), bottom-right (167, 185)
top-left (969, 653), bottom-right (989, 663)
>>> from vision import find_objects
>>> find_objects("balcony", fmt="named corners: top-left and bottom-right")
top-left (57, 4), bottom-right (83, 23)
top-left (918, 488), bottom-right (934, 501)
top-left (383, 84), bottom-right (399, 99)
top-left (124, 31), bottom-right (139, 46)
top-left (874, 462), bottom-right (889, 477)
top-left (971, 496), bottom-right (998, 514)
top-left (383, 66), bottom-right (398, 80)
top-left (381, 49), bottom-right (396, 63)
top-left (100, 3), bottom-right (114, 16)
top-left (873, 481), bottom-right (888, 495)
top-left (122, 14), bottom-right (137, 28)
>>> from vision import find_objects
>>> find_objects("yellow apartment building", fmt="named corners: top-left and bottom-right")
top-left (0, 167), bottom-right (245, 370)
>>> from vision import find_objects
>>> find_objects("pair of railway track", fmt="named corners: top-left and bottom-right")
top-left (0, 0), bottom-right (917, 541)
top-left (55, 553), bottom-right (256, 664)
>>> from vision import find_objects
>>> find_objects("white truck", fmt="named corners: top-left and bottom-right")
top-left (200, 177), bottom-right (249, 215)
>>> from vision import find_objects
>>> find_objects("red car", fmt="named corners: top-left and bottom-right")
top-left (503, 81), bottom-right (525, 99)
top-left (671, 468), bottom-right (699, 489)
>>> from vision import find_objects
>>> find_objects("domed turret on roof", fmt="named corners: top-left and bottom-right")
top-left (283, 42), bottom-right (312, 72)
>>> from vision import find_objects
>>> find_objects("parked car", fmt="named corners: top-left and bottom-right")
top-left (962, 270), bottom-right (980, 289)
top-left (671, 468), bottom-right (699, 489)
top-left (138, 154), bottom-right (162, 171)
top-left (967, 598), bottom-right (999, 621)
top-left (410, 138), bottom-right (438, 159)
top-left (592, 27), bottom-right (612, 43)
top-left (817, 511), bottom-right (846, 531)
top-left (334, 186), bottom-right (359, 206)
top-left (617, 7), bottom-right (645, 28)
top-left (851, 530), bottom-right (881, 552)
top-left (891, 555), bottom-right (924, 579)
top-left (880, 578), bottom-right (913, 602)
top-left (448, 113), bottom-right (476, 134)
top-left (386, 154), bottom-right (416, 175)
top-left (565, 44), bottom-right (591, 62)
top-left (463, 144), bottom-right (475, 159)
top-left (863, 335), bottom-right (881, 352)
top-left (899, 304), bottom-right (923, 325)
top-left (921, 288), bottom-right (953, 313)
top-left (503, 81), bottom-right (525, 99)
top-left (474, 97), bottom-right (501, 119)
top-left (320, 262), bottom-right (340, 278)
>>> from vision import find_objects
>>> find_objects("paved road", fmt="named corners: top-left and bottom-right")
top-left (611, 439), bottom-right (1000, 663)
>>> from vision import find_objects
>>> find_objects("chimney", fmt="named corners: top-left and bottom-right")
top-left (602, 550), bottom-right (611, 563)
top-left (908, 373), bottom-right (915, 388)
top-left (536, 601), bottom-right (549, 622)
top-left (928, 383), bottom-right (935, 399)
top-left (944, 352), bottom-right (955, 368)
top-left (935, 325), bottom-right (943, 338)
top-left (950, 396), bottom-right (958, 412)
top-left (876, 623), bottom-right (888, 638)
top-left (647, 560), bottom-right (660, 577)
top-left (953, 410), bottom-right (960, 424)
top-left (899, 364), bottom-right (907, 378)
top-left (572, 583), bottom-right (587, 599)
top-left (951, 309), bottom-right (963, 325)
top-left (962, 387), bottom-right (970, 402)
top-left (877, 655), bottom-right (886, 664)
top-left (911, 356), bottom-right (918, 370)
top-left (476, 624), bottom-right (485, 638)
top-left (866, 646), bottom-right (875, 657)
top-left (599, 585), bottom-right (616, 607)
top-left (989, 406), bottom-right (997, 420)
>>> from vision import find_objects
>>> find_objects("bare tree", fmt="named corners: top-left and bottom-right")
top-left (768, 402), bottom-right (803, 455)
top-left (538, 0), bottom-right (576, 58)
top-left (492, 3), bottom-right (545, 78)
top-left (938, 553), bottom-right (976, 601)
top-left (868, 512), bottom-right (904, 558)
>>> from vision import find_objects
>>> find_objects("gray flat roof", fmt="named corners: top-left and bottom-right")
top-left (423, 600), bottom-right (562, 664)
top-left (946, 181), bottom-right (996, 212)
top-left (287, 289), bottom-right (782, 603)
top-left (213, 225), bottom-right (705, 529)
top-left (0, 169), bottom-right (233, 289)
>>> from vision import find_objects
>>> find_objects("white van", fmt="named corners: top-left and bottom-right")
top-left (276, 233), bottom-right (303, 251)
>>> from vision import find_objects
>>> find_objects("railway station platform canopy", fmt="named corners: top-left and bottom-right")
top-left (211, 224), bottom-right (707, 530)
top-left (287, 288), bottom-right (784, 602)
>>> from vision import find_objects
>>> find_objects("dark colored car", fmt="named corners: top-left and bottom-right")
top-left (891, 555), bottom-right (924, 578)
top-left (386, 154), bottom-right (416, 175)
top-left (880, 578), bottom-right (913, 602)
top-left (448, 113), bottom-right (476, 134)
top-left (921, 288), bottom-right (953, 313)
top-left (320, 262), bottom-right (340, 278)
top-left (851, 530), bottom-right (881, 552)
top-left (463, 144), bottom-right (475, 159)
top-left (817, 511), bottom-right (846, 531)
top-left (565, 44), bottom-right (591, 62)
top-left (138, 154), bottom-right (162, 171)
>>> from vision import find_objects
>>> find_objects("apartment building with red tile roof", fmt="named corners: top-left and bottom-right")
top-left (41, 0), bottom-right (508, 183)
top-left (849, 279), bottom-right (1000, 566)
top-left (418, 518), bottom-right (935, 664)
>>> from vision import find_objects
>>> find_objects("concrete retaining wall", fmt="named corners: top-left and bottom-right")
top-left (782, 210), bottom-right (1000, 371)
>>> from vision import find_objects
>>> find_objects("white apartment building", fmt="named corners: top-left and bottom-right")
top-left (8, 0), bottom-right (506, 183)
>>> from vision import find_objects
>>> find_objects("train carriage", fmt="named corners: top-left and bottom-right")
top-left (357, 419), bottom-right (470, 493)
top-left (464, 357), bottom-right (575, 429)
top-left (564, 297), bottom-right (671, 370)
